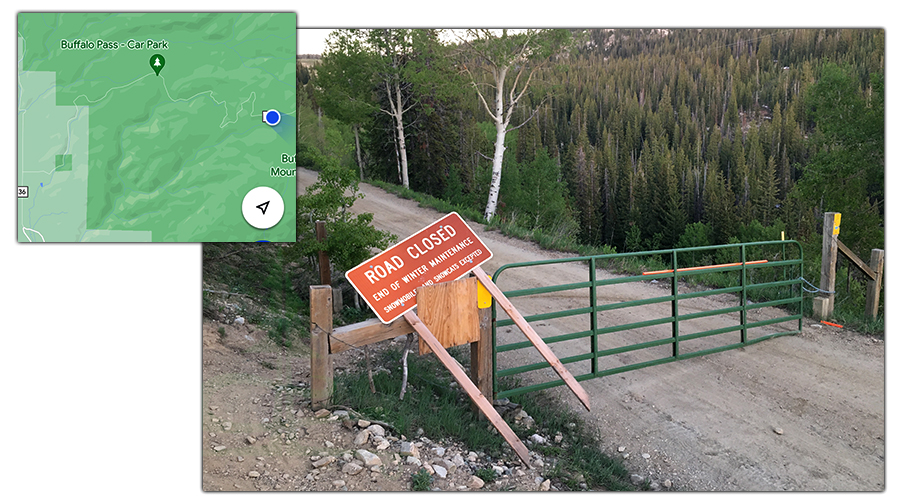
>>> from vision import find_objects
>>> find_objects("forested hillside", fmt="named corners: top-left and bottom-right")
top-left (297, 28), bottom-right (884, 323)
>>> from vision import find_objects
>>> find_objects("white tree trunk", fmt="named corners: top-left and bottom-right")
top-left (484, 123), bottom-right (507, 221)
top-left (484, 66), bottom-right (509, 222)
top-left (353, 124), bottom-right (364, 181)
top-left (390, 78), bottom-right (410, 188)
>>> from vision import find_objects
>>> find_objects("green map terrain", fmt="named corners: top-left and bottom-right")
top-left (18, 13), bottom-right (296, 242)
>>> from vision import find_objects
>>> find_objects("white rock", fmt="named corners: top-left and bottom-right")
top-left (641, 453), bottom-right (651, 459)
top-left (355, 449), bottom-right (382, 467)
top-left (529, 434), bottom-right (546, 445)
top-left (432, 446), bottom-right (445, 456)
top-left (248, 471), bottom-right (260, 478)
top-left (433, 464), bottom-right (448, 478)
top-left (406, 456), bottom-right (422, 466)
top-left (213, 445), bottom-right (227, 452)
top-left (368, 424), bottom-right (386, 437)
top-left (400, 442), bottom-right (420, 458)
top-left (342, 462), bottom-right (364, 475)
top-left (222, 421), bottom-right (232, 431)
top-left (332, 480), bottom-right (346, 487)
top-left (357, 419), bottom-right (371, 428)
top-left (442, 458), bottom-right (457, 473)
top-left (540, 479), bottom-right (551, 491)
top-left (312, 456), bottom-right (336, 468)
top-left (353, 430), bottom-right (371, 446)
top-left (325, 440), bottom-right (334, 448)
top-left (234, 317), bottom-right (245, 325)
top-left (452, 454), bottom-right (465, 467)
top-left (618, 446), bottom-right (626, 452)
top-left (492, 465), bottom-right (504, 475)
top-left (467, 475), bottom-right (485, 489)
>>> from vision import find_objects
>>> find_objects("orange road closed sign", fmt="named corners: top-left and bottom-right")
top-left (346, 212), bottom-right (493, 324)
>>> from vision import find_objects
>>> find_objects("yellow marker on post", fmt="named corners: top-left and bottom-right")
top-left (833, 213), bottom-right (841, 236)
top-left (476, 275), bottom-right (493, 308)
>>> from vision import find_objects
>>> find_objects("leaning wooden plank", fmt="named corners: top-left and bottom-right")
top-left (836, 238), bottom-right (877, 280)
top-left (329, 317), bottom-right (415, 354)
top-left (472, 266), bottom-right (592, 411)
top-left (403, 310), bottom-right (531, 467)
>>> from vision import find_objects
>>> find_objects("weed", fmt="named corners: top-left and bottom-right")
top-left (411, 468), bottom-right (433, 491)
top-left (474, 467), bottom-right (497, 483)
top-left (268, 317), bottom-right (292, 348)
top-left (217, 326), bottom-right (226, 338)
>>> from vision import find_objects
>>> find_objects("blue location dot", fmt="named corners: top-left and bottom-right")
top-left (264, 109), bottom-right (281, 126)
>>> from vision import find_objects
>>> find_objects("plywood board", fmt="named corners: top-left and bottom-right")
top-left (417, 277), bottom-right (479, 355)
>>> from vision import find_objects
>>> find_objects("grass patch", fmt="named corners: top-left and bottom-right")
top-left (268, 317), bottom-right (292, 348)
top-left (333, 345), bottom-right (505, 456)
top-left (474, 467), bottom-right (498, 483)
top-left (333, 345), bottom-right (636, 491)
top-left (411, 468), bottom-right (433, 491)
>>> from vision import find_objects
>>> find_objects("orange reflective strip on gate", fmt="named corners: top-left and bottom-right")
top-left (642, 260), bottom-right (768, 276)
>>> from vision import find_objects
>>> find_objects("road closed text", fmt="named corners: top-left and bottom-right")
top-left (362, 225), bottom-right (473, 284)
top-left (345, 212), bottom-right (492, 324)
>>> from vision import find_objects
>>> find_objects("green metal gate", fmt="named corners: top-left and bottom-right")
top-left (492, 240), bottom-right (804, 399)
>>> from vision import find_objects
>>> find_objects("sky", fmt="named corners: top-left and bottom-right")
top-left (4, 1), bottom-right (895, 500)
top-left (297, 28), bottom-right (333, 55)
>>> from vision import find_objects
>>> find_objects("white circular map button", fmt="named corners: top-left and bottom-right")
top-left (242, 186), bottom-right (284, 229)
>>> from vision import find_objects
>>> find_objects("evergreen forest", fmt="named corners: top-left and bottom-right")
top-left (297, 28), bottom-right (885, 328)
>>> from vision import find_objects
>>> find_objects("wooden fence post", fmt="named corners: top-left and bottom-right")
top-left (865, 249), bottom-right (885, 321)
top-left (813, 212), bottom-right (839, 320)
top-left (310, 285), bottom-right (333, 410)
top-left (470, 307), bottom-right (494, 419)
top-left (315, 221), bottom-right (331, 286)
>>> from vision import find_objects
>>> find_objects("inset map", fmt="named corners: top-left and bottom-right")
top-left (17, 13), bottom-right (297, 242)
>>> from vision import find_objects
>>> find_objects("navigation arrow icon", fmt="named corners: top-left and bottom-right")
top-left (256, 201), bottom-right (270, 215)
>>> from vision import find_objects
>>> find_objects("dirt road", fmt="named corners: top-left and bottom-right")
top-left (298, 168), bottom-right (885, 491)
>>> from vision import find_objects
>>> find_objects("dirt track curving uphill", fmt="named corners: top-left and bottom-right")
top-left (299, 168), bottom-right (884, 491)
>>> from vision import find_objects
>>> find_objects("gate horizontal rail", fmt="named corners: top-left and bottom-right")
top-left (492, 240), bottom-right (804, 399)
